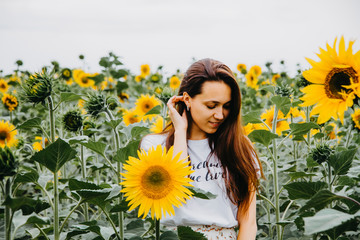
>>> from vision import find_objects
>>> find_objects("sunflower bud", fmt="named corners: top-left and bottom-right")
top-left (84, 91), bottom-right (107, 118)
top-left (83, 121), bottom-right (96, 137)
top-left (22, 72), bottom-right (52, 105)
top-left (310, 144), bottom-right (333, 165)
top-left (297, 75), bottom-right (310, 88)
top-left (63, 110), bottom-right (83, 132)
top-left (0, 146), bottom-right (18, 181)
top-left (156, 87), bottom-right (173, 105)
top-left (275, 84), bottom-right (293, 97)
top-left (150, 73), bottom-right (161, 83)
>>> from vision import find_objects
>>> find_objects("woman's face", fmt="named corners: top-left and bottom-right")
top-left (186, 81), bottom-right (232, 140)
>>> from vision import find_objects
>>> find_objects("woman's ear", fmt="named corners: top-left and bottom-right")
top-left (183, 92), bottom-right (191, 107)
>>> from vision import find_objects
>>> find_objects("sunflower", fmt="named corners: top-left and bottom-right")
top-left (243, 123), bottom-right (265, 135)
top-left (272, 73), bottom-right (281, 83)
top-left (140, 64), bottom-right (150, 77)
top-left (135, 94), bottom-right (160, 116)
top-left (237, 63), bottom-right (246, 71)
top-left (300, 37), bottom-right (360, 124)
top-left (0, 120), bottom-right (17, 148)
top-left (245, 71), bottom-right (259, 90)
top-left (118, 92), bottom-right (129, 103)
top-left (261, 106), bottom-right (290, 135)
top-left (169, 76), bottom-right (181, 90)
top-left (287, 107), bottom-right (306, 123)
top-left (249, 65), bottom-right (262, 76)
top-left (0, 79), bottom-right (9, 93)
top-left (135, 75), bottom-right (144, 83)
top-left (121, 145), bottom-right (194, 219)
top-left (73, 69), bottom-right (95, 88)
top-left (150, 116), bottom-right (164, 133)
top-left (32, 136), bottom-right (49, 151)
top-left (352, 109), bottom-right (360, 130)
top-left (123, 109), bottom-right (141, 126)
top-left (2, 94), bottom-right (18, 112)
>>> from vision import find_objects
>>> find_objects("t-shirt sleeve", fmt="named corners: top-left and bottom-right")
top-left (140, 134), bottom-right (167, 152)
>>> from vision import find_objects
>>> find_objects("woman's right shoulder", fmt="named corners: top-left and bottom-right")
top-left (140, 133), bottom-right (168, 151)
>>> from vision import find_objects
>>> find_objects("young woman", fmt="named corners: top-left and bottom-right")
top-left (140, 58), bottom-right (263, 239)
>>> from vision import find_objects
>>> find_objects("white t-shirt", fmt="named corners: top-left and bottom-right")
top-left (140, 133), bottom-right (260, 228)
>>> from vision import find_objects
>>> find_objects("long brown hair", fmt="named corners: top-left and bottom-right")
top-left (163, 58), bottom-right (263, 214)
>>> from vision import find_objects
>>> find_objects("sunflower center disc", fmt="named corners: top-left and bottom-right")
top-left (325, 67), bottom-right (358, 99)
top-left (141, 165), bottom-right (172, 199)
top-left (0, 131), bottom-right (8, 141)
top-left (81, 77), bottom-right (88, 84)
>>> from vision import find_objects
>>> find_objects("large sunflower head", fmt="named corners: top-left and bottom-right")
top-left (0, 120), bottom-right (18, 148)
top-left (169, 76), bottom-right (181, 90)
top-left (140, 64), bottom-right (150, 77)
top-left (121, 145), bottom-right (194, 220)
top-left (351, 108), bottom-right (360, 131)
top-left (261, 106), bottom-right (290, 135)
top-left (2, 94), bottom-right (19, 112)
top-left (123, 108), bottom-right (141, 126)
top-left (300, 37), bottom-right (360, 124)
top-left (135, 94), bottom-right (160, 116)
top-left (150, 116), bottom-right (164, 133)
top-left (0, 79), bottom-right (9, 93)
top-left (73, 69), bottom-right (95, 88)
top-left (245, 71), bottom-right (259, 90)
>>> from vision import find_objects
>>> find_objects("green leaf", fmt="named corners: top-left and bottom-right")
top-left (284, 182), bottom-right (327, 200)
top-left (242, 110), bottom-right (263, 124)
top-left (69, 179), bottom-right (102, 191)
top-left (131, 126), bottom-right (150, 140)
top-left (16, 117), bottom-right (42, 130)
top-left (3, 196), bottom-right (50, 215)
top-left (60, 92), bottom-right (83, 103)
top-left (287, 172), bottom-right (316, 181)
top-left (110, 200), bottom-right (130, 213)
top-left (116, 81), bottom-right (129, 92)
top-left (259, 85), bottom-right (275, 94)
top-left (79, 140), bottom-right (107, 158)
top-left (114, 140), bottom-right (140, 163)
top-left (26, 215), bottom-right (51, 225)
top-left (303, 208), bottom-right (360, 235)
top-left (14, 170), bottom-right (39, 184)
top-left (110, 69), bottom-right (127, 79)
top-left (188, 187), bottom-right (217, 200)
top-left (248, 129), bottom-right (279, 147)
top-left (289, 122), bottom-right (320, 136)
top-left (177, 226), bottom-right (207, 240)
top-left (160, 231), bottom-right (179, 240)
top-left (31, 138), bottom-right (77, 173)
top-left (88, 73), bottom-right (105, 85)
top-left (301, 190), bottom-right (349, 212)
top-left (328, 148), bottom-right (357, 176)
top-left (104, 119), bottom-right (123, 130)
top-left (271, 96), bottom-right (291, 116)
top-left (145, 105), bottom-right (161, 116)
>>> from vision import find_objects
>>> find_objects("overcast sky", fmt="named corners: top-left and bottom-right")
top-left (1, 0), bottom-right (360, 77)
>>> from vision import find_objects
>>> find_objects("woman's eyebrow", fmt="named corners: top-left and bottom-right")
top-left (204, 100), bottom-right (231, 104)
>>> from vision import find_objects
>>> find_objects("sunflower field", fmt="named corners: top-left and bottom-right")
top-left (0, 37), bottom-right (359, 240)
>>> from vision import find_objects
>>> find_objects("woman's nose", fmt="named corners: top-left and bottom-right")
top-left (214, 107), bottom-right (224, 120)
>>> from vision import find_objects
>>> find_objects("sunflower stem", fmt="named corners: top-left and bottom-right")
top-left (5, 178), bottom-right (12, 240)
top-left (48, 96), bottom-right (59, 240)
top-left (271, 105), bottom-right (281, 240)
top-left (345, 125), bottom-right (352, 148)
top-left (155, 219), bottom-right (160, 240)
top-left (79, 129), bottom-right (89, 221)
top-left (104, 107), bottom-right (124, 240)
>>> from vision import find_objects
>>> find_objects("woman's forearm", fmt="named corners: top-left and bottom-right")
top-left (173, 130), bottom-right (188, 160)
top-left (237, 221), bottom-right (257, 240)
